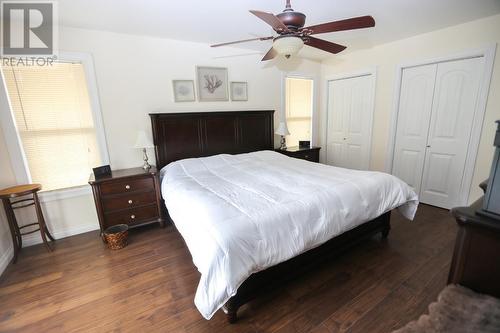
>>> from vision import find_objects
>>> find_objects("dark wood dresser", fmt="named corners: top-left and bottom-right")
top-left (449, 196), bottom-right (500, 298)
top-left (89, 167), bottom-right (165, 235)
top-left (275, 146), bottom-right (321, 163)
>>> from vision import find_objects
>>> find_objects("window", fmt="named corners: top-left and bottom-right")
top-left (1, 59), bottom-right (105, 192)
top-left (285, 77), bottom-right (313, 147)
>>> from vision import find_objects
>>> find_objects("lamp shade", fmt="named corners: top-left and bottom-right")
top-left (275, 122), bottom-right (290, 136)
top-left (133, 130), bottom-right (154, 149)
top-left (273, 36), bottom-right (304, 57)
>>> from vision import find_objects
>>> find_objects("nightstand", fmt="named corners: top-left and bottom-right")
top-left (89, 167), bottom-right (165, 236)
top-left (275, 146), bottom-right (321, 163)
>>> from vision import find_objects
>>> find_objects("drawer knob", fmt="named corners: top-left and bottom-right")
top-left (130, 214), bottom-right (136, 219)
top-left (128, 200), bottom-right (133, 204)
top-left (125, 185), bottom-right (130, 190)
top-left (304, 155), bottom-right (309, 158)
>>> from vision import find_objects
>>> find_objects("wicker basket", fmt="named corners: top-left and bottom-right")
top-left (103, 224), bottom-right (129, 250)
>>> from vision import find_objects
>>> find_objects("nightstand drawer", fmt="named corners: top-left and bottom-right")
top-left (102, 190), bottom-right (157, 212)
top-left (104, 204), bottom-right (159, 227)
top-left (100, 177), bottom-right (153, 196)
top-left (293, 150), bottom-right (319, 162)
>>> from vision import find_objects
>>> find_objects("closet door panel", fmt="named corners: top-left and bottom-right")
top-left (326, 80), bottom-right (347, 167)
top-left (396, 150), bottom-right (422, 189)
top-left (420, 57), bottom-right (484, 208)
top-left (326, 74), bottom-right (374, 170)
top-left (392, 64), bottom-right (437, 192)
top-left (345, 76), bottom-right (372, 170)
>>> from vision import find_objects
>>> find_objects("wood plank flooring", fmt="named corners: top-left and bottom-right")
top-left (0, 204), bottom-right (456, 332)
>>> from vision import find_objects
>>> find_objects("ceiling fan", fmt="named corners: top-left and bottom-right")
top-left (211, 0), bottom-right (375, 61)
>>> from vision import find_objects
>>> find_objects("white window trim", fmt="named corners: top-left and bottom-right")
top-left (281, 71), bottom-right (318, 146)
top-left (0, 51), bottom-right (110, 202)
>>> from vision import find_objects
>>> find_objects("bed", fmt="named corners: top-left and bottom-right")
top-left (150, 110), bottom-right (418, 322)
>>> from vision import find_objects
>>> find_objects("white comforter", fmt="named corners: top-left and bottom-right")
top-left (160, 150), bottom-right (418, 319)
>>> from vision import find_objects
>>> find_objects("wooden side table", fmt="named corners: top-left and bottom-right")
top-left (0, 184), bottom-right (55, 263)
top-left (89, 167), bottom-right (165, 236)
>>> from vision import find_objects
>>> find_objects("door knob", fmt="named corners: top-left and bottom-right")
top-left (426, 145), bottom-right (431, 148)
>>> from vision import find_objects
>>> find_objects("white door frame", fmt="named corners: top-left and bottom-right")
top-left (281, 71), bottom-right (319, 146)
top-left (385, 44), bottom-right (497, 205)
top-left (324, 67), bottom-right (377, 169)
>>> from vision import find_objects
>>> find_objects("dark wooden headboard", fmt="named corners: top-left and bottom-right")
top-left (149, 110), bottom-right (275, 169)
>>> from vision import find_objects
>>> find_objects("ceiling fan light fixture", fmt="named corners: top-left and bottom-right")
top-left (211, 1), bottom-right (376, 62)
top-left (273, 36), bottom-right (304, 58)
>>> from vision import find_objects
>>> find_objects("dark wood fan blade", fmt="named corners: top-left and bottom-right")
top-left (303, 16), bottom-right (375, 35)
top-left (250, 10), bottom-right (288, 32)
top-left (211, 36), bottom-right (273, 48)
top-left (305, 36), bottom-right (346, 54)
top-left (262, 47), bottom-right (277, 61)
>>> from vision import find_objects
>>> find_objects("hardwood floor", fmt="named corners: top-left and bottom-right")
top-left (0, 204), bottom-right (456, 332)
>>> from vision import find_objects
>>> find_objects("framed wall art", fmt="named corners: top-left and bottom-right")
top-left (196, 66), bottom-right (228, 101)
top-left (230, 82), bottom-right (248, 101)
top-left (172, 80), bottom-right (195, 102)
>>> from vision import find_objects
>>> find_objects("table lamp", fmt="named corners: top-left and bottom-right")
top-left (275, 121), bottom-right (290, 150)
top-left (134, 130), bottom-right (154, 170)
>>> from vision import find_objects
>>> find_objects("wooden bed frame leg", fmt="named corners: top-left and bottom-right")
top-left (223, 301), bottom-right (239, 324)
top-left (226, 309), bottom-right (238, 324)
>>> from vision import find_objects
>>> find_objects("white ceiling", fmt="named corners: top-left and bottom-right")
top-left (59, 0), bottom-right (500, 60)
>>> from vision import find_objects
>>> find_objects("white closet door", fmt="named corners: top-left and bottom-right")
top-left (326, 78), bottom-right (348, 168)
top-left (392, 64), bottom-right (437, 193)
top-left (326, 74), bottom-right (374, 170)
top-left (419, 57), bottom-right (484, 208)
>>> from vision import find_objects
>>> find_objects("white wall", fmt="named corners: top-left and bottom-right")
top-left (320, 14), bottom-right (500, 204)
top-left (0, 26), bottom-right (321, 271)
top-left (0, 125), bottom-right (17, 273)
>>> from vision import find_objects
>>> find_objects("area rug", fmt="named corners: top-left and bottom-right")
top-left (393, 284), bottom-right (500, 333)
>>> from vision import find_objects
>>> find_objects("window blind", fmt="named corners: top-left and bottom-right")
top-left (285, 78), bottom-right (313, 147)
top-left (2, 62), bottom-right (102, 191)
